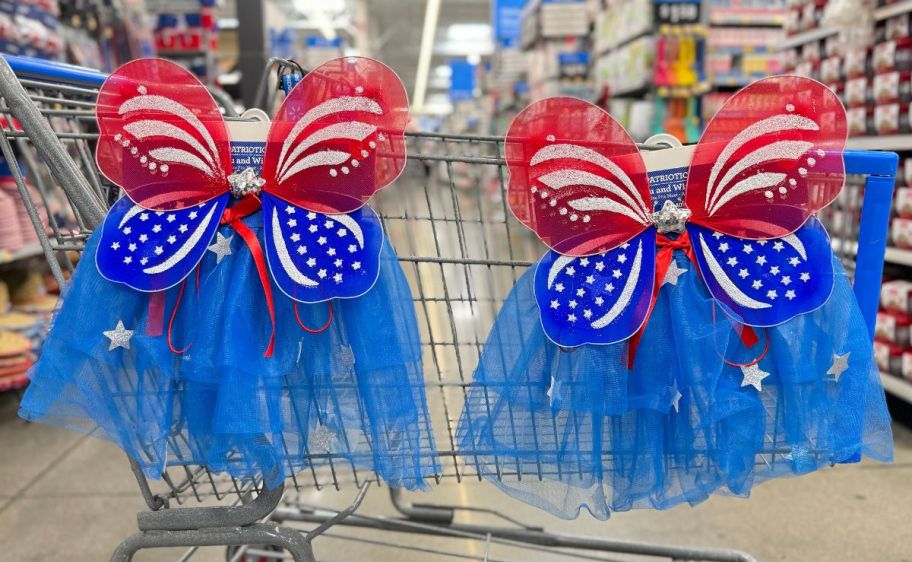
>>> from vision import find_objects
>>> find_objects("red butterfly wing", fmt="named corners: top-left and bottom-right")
top-left (95, 58), bottom-right (231, 210)
top-left (505, 97), bottom-right (652, 256)
top-left (685, 76), bottom-right (846, 239)
top-left (262, 57), bottom-right (409, 214)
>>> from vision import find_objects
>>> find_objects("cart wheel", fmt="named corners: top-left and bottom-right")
top-left (225, 544), bottom-right (284, 562)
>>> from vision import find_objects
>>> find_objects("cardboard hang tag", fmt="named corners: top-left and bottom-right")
top-left (642, 143), bottom-right (694, 211)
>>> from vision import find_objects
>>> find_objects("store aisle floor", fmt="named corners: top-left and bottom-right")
top-left (1, 390), bottom-right (910, 562)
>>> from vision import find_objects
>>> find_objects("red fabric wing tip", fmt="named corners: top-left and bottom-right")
top-left (685, 75), bottom-right (847, 239)
top-left (504, 97), bottom-right (653, 256)
top-left (262, 56), bottom-right (410, 214)
top-left (95, 58), bottom-right (232, 211)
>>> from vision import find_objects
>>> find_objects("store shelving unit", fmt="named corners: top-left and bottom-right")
top-left (848, 136), bottom-right (912, 151)
top-left (783, 0), bottom-right (912, 49)
top-left (881, 372), bottom-right (912, 402)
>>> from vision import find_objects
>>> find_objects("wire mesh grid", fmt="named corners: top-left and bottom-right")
top-left (0, 68), bottom-right (884, 510)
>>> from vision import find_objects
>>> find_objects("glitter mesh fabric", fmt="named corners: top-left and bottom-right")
top-left (19, 212), bottom-right (440, 490)
top-left (456, 250), bottom-right (893, 519)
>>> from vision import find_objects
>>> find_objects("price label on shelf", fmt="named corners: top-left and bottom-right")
top-left (654, 0), bottom-right (701, 25)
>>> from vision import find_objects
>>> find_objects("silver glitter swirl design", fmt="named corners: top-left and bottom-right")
top-left (277, 97), bottom-right (382, 173)
top-left (705, 114), bottom-right (819, 211)
top-left (591, 239), bottom-right (643, 329)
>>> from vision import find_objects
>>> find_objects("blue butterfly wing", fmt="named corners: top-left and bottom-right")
top-left (533, 229), bottom-right (656, 347)
top-left (688, 217), bottom-right (834, 327)
top-left (95, 195), bottom-right (228, 291)
top-left (262, 194), bottom-right (383, 303)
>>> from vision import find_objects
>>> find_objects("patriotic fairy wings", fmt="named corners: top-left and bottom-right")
top-left (505, 76), bottom-right (847, 347)
top-left (92, 57), bottom-right (408, 303)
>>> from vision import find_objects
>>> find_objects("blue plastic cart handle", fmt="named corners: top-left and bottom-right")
top-left (845, 149), bottom-right (899, 343)
top-left (1, 54), bottom-right (108, 87)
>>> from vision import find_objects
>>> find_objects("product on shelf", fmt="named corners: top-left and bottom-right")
top-left (876, 309), bottom-right (912, 346)
top-left (895, 186), bottom-right (912, 217)
top-left (874, 339), bottom-right (903, 374)
top-left (881, 279), bottom-right (912, 314)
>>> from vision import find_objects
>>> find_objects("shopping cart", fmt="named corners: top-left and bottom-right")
top-left (0, 53), bottom-right (896, 562)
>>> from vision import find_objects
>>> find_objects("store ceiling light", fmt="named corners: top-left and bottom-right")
top-left (413, 0), bottom-right (442, 113)
top-left (446, 23), bottom-right (491, 41)
top-left (293, 0), bottom-right (337, 40)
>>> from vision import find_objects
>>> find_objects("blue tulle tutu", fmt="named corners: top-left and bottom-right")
top-left (456, 249), bottom-right (893, 519)
top-left (19, 211), bottom-right (440, 489)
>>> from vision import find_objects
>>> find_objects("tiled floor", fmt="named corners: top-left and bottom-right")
top-left (1, 390), bottom-right (911, 562)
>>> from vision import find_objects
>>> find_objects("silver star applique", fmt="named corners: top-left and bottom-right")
top-left (662, 259), bottom-right (688, 286)
top-left (827, 352), bottom-right (851, 382)
top-left (650, 200), bottom-right (692, 234)
top-left (740, 363), bottom-right (770, 391)
top-left (207, 232), bottom-right (233, 264)
top-left (103, 320), bottom-right (134, 351)
top-left (227, 167), bottom-right (266, 198)
top-left (309, 424), bottom-right (335, 453)
top-left (546, 375), bottom-right (562, 407)
top-left (671, 386), bottom-right (683, 412)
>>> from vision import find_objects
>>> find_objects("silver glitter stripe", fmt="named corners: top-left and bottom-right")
top-left (530, 144), bottom-right (648, 213)
top-left (148, 148), bottom-right (215, 177)
top-left (567, 196), bottom-right (650, 225)
top-left (591, 240), bottom-right (643, 329)
top-left (278, 121), bottom-right (376, 181)
top-left (538, 169), bottom-right (649, 220)
top-left (280, 150), bottom-right (351, 184)
top-left (781, 233), bottom-right (807, 260)
top-left (705, 114), bottom-right (818, 212)
top-left (698, 233), bottom-right (772, 309)
top-left (329, 212), bottom-right (365, 248)
top-left (119, 95), bottom-right (219, 164)
top-left (278, 97), bottom-right (382, 174)
top-left (547, 255), bottom-right (575, 288)
top-left (118, 204), bottom-right (143, 229)
top-left (709, 172), bottom-right (786, 217)
top-left (143, 202), bottom-right (218, 274)
top-left (124, 120), bottom-right (216, 167)
top-left (271, 208), bottom-right (319, 287)
top-left (709, 140), bottom-right (813, 214)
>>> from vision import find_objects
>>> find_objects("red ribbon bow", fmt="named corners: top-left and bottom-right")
top-left (626, 230), bottom-right (759, 369)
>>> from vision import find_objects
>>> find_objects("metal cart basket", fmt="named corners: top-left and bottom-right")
top-left (0, 54), bottom-right (896, 562)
